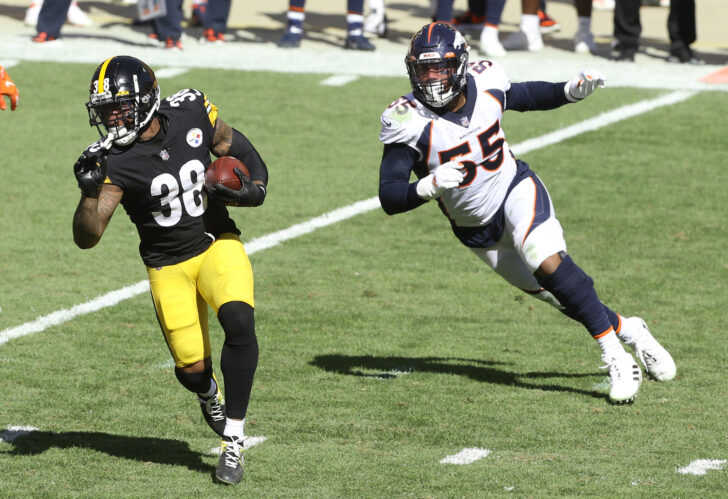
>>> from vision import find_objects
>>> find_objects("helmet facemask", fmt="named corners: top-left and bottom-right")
top-left (406, 54), bottom-right (468, 108)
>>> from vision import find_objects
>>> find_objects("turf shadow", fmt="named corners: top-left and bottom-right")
top-left (4, 430), bottom-right (211, 473)
top-left (310, 354), bottom-right (607, 400)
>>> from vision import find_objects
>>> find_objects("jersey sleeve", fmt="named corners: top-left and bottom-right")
top-left (379, 95), bottom-right (426, 160)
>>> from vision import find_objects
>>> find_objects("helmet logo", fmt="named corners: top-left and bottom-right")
top-left (419, 52), bottom-right (439, 61)
top-left (186, 128), bottom-right (203, 148)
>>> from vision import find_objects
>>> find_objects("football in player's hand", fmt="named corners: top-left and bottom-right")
top-left (205, 156), bottom-right (250, 191)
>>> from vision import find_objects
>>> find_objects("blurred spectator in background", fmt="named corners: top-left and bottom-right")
top-left (148, 0), bottom-right (184, 49)
top-left (278, 0), bottom-right (375, 50)
top-left (0, 65), bottom-right (19, 111)
top-left (364, 0), bottom-right (387, 38)
top-left (31, 0), bottom-right (92, 43)
top-left (198, 0), bottom-right (231, 43)
top-left (502, 0), bottom-right (544, 52)
top-left (497, 0), bottom-right (595, 54)
top-left (26, 0), bottom-right (91, 28)
top-left (612, 0), bottom-right (699, 63)
top-left (451, 0), bottom-right (508, 57)
top-left (537, 1), bottom-right (561, 34)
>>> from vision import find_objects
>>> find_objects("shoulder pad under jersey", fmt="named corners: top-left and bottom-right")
top-left (467, 59), bottom-right (511, 93)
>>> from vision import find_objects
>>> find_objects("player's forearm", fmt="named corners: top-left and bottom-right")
top-left (72, 198), bottom-right (105, 248)
top-left (505, 81), bottom-right (570, 112)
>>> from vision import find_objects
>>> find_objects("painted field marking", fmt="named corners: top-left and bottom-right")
top-left (677, 459), bottom-right (727, 475)
top-left (699, 67), bottom-right (728, 84)
top-left (155, 67), bottom-right (190, 79)
top-left (1, 60), bottom-right (19, 69)
top-left (0, 90), bottom-right (696, 347)
top-left (210, 436), bottom-right (267, 454)
top-left (440, 447), bottom-right (491, 464)
top-left (321, 75), bottom-right (359, 86)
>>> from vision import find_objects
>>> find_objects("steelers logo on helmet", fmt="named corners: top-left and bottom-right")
top-left (405, 22), bottom-right (470, 108)
top-left (86, 55), bottom-right (161, 147)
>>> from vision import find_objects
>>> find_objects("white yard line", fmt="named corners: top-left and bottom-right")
top-left (440, 447), bottom-right (491, 464)
top-left (154, 67), bottom-right (191, 79)
top-left (0, 90), bottom-right (696, 347)
top-left (676, 459), bottom-right (727, 475)
top-left (320, 74), bottom-right (359, 86)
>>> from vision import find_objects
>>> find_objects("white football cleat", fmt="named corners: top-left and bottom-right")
top-left (601, 351), bottom-right (642, 403)
top-left (620, 317), bottom-right (677, 381)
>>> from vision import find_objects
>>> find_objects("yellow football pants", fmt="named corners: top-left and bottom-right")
top-left (147, 233), bottom-right (254, 368)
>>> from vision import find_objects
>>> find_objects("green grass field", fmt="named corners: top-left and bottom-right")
top-left (1, 61), bottom-right (727, 497)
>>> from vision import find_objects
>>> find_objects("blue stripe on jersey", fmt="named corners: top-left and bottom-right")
top-left (522, 175), bottom-right (552, 243)
top-left (487, 89), bottom-right (505, 110)
top-left (450, 159), bottom-right (535, 248)
top-left (415, 119), bottom-right (433, 161)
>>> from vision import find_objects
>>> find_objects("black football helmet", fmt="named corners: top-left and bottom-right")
top-left (87, 56), bottom-right (160, 147)
top-left (405, 22), bottom-right (469, 108)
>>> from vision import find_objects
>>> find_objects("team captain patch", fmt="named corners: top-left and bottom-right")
top-left (186, 128), bottom-right (203, 148)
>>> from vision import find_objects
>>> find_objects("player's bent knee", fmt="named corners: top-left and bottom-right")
top-left (217, 300), bottom-right (256, 346)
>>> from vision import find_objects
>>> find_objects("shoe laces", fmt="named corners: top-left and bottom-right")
top-left (200, 392), bottom-right (225, 421)
top-left (221, 437), bottom-right (243, 468)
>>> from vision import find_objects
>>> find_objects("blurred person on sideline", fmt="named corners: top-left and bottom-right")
top-left (500, 0), bottom-right (597, 54)
top-left (0, 65), bottom-right (19, 111)
top-left (31, 0), bottom-right (92, 44)
top-left (612, 0), bottom-right (700, 63)
top-left (364, 0), bottom-right (387, 38)
top-left (26, 0), bottom-right (91, 28)
top-left (377, 22), bottom-right (677, 404)
top-left (278, 0), bottom-right (375, 50)
top-left (72, 55), bottom-right (268, 485)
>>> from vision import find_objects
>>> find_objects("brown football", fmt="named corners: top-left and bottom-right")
top-left (205, 156), bottom-right (250, 191)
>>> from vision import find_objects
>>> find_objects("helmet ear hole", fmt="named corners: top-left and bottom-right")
top-left (87, 56), bottom-right (160, 146)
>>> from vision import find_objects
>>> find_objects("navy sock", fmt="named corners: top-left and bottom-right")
top-left (536, 255), bottom-right (613, 338)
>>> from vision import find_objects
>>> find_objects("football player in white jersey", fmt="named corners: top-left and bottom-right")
top-left (378, 22), bottom-right (676, 403)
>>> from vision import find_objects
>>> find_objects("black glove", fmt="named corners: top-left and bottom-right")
top-left (74, 151), bottom-right (107, 198)
top-left (208, 167), bottom-right (266, 207)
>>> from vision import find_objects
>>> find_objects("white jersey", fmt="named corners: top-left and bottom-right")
top-left (379, 60), bottom-right (517, 228)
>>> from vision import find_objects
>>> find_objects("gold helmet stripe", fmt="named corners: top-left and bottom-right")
top-left (96, 57), bottom-right (115, 94)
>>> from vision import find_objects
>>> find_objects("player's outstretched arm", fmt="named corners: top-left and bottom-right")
top-left (0, 65), bottom-right (19, 111)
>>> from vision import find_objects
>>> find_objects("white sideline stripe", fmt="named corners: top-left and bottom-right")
top-left (321, 75), bottom-right (359, 86)
top-left (155, 67), bottom-right (190, 79)
top-left (0, 91), bottom-right (693, 346)
top-left (677, 459), bottom-right (727, 475)
top-left (440, 447), bottom-right (490, 464)
top-left (513, 90), bottom-right (697, 156)
top-left (0, 281), bottom-right (150, 346)
top-left (1, 60), bottom-right (19, 69)
top-left (0, 425), bottom-right (38, 443)
top-left (210, 436), bottom-right (267, 454)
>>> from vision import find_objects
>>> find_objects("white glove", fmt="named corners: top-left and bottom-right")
top-left (564, 68), bottom-right (606, 102)
top-left (416, 161), bottom-right (465, 200)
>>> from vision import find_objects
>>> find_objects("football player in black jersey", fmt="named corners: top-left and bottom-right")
top-left (72, 55), bottom-right (267, 485)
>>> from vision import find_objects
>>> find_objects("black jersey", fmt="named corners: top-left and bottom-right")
top-left (85, 88), bottom-right (240, 267)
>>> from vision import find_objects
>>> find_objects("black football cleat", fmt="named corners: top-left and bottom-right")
top-left (345, 34), bottom-right (375, 51)
top-left (198, 386), bottom-right (226, 437)
top-left (278, 30), bottom-right (302, 48)
top-left (216, 436), bottom-right (244, 485)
